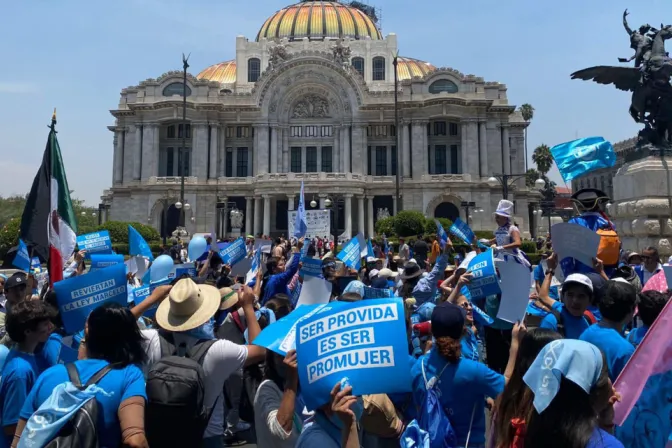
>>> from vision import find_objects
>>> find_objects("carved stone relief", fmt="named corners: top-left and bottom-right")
top-left (292, 94), bottom-right (330, 118)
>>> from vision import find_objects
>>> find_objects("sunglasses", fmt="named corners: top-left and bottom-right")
top-left (458, 301), bottom-right (472, 309)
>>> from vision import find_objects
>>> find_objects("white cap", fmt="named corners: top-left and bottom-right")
top-left (366, 257), bottom-right (378, 263)
top-left (563, 273), bottom-right (593, 292)
top-left (378, 268), bottom-right (398, 279)
top-left (369, 269), bottom-right (380, 279)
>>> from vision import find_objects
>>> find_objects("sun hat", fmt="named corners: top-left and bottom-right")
top-left (219, 287), bottom-right (239, 310)
top-left (400, 262), bottom-right (423, 280)
top-left (378, 268), bottom-right (398, 279)
top-left (155, 278), bottom-right (221, 332)
top-left (495, 200), bottom-right (514, 218)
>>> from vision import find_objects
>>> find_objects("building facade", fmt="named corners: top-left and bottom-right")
top-left (103, 0), bottom-right (534, 239)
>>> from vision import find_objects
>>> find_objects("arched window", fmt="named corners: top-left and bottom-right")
top-left (162, 82), bottom-right (191, 97)
top-left (372, 57), bottom-right (385, 81)
top-left (248, 58), bottom-right (261, 83)
top-left (429, 79), bottom-right (458, 94)
top-left (351, 57), bottom-right (365, 77)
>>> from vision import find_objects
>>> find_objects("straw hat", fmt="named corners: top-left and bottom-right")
top-left (155, 278), bottom-right (221, 332)
top-left (219, 287), bottom-right (239, 311)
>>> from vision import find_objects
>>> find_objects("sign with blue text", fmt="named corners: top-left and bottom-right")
top-left (76, 231), bottom-right (112, 256)
top-left (219, 237), bottom-right (246, 266)
top-left (53, 263), bottom-right (127, 334)
top-left (13, 239), bottom-right (31, 272)
top-left (296, 298), bottom-right (412, 410)
top-left (363, 286), bottom-right (395, 299)
top-left (90, 254), bottom-right (124, 272)
top-left (449, 218), bottom-right (476, 246)
top-left (168, 263), bottom-right (197, 280)
top-left (31, 257), bottom-right (41, 272)
top-left (132, 286), bottom-right (158, 318)
top-left (337, 236), bottom-right (361, 271)
top-left (254, 303), bottom-right (329, 356)
top-left (466, 249), bottom-right (501, 299)
top-left (300, 258), bottom-right (324, 278)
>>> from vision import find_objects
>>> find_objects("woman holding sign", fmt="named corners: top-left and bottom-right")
top-left (489, 200), bottom-right (530, 269)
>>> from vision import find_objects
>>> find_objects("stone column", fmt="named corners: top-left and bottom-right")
top-left (319, 195), bottom-right (326, 210)
top-left (120, 127), bottom-right (133, 182)
top-left (141, 125), bottom-right (155, 180)
top-left (245, 197), bottom-right (254, 236)
top-left (411, 121), bottom-right (425, 179)
top-left (263, 195), bottom-right (271, 236)
top-left (220, 196), bottom-right (228, 236)
top-left (502, 124), bottom-right (511, 174)
top-left (270, 126), bottom-right (278, 173)
top-left (367, 196), bottom-right (375, 238)
top-left (287, 195), bottom-right (295, 211)
top-left (256, 126), bottom-right (270, 175)
top-left (276, 127), bottom-right (283, 173)
top-left (358, 196), bottom-right (365, 235)
top-left (209, 124), bottom-right (219, 179)
top-left (219, 125), bottom-right (226, 177)
top-left (113, 131), bottom-right (122, 184)
top-left (402, 121), bottom-right (411, 178)
top-left (467, 121), bottom-right (479, 176)
top-left (334, 126), bottom-right (340, 172)
top-left (282, 127), bottom-right (289, 172)
top-left (343, 125), bottom-right (351, 173)
top-left (478, 120), bottom-right (488, 178)
top-left (344, 194), bottom-right (353, 238)
top-left (460, 121), bottom-right (468, 175)
top-left (254, 197), bottom-right (262, 236)
top-left (193, 123), bottom-right (209, 179)
top-left (152, 124), bottom-right (160, 177)
top-left (132, 124), bottom-right (142, 180)
top-left (351, 125), bottom-right (366, 175)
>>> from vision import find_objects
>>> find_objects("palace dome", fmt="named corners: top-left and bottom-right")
top-left (256, 1), bottom-right (382, 42)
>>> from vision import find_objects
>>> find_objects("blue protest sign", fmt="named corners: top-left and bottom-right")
top-left (13, 239), bottom-right (31, 272)
top-left (219, 237), bottom-right (246, 266)
top-left (76, 231), bottom-right (112, 256)
top-left (31, 257), bottom-right (41, 272)
top-left (434, 220), bottom-right (449, 249)
top-left (466, 249), bottom-right (501, 300)
top-left (296, 298), bottom-right (412, 410)
top-left (89, 254), bottom-right (124, 272)
top-left (254, 303), bottom-right (328, 356)
top-left (337, 237), bottom-right (361, 271)
top-left (167, 263), bottom-right (197, 280)
top-left (128, 225), bottom-right (154, 261)
top-left (367, 239), bottom-right (375, 259)
top-left (52, 263), bottom-right (127, 334)
top-left (363, 286), bottom-right (394, 299)
top-left (246, 248), bottom-right (262, 284)
top-left (300, 258), bottom-right (324, 278)
top-left (132, 285), bottom-right (159, 318)
top-left (449, 218), bottom-right (475, 246)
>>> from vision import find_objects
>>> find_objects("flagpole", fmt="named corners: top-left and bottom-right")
top-left (180, 53), bottom-right (190, 229)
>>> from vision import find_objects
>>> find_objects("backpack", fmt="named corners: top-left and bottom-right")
top-left (415, 358), bottom-right (458, 448)
top-left (550, 308), bottom-right (597, 337)
top-left (596, 213), bottom-right (620, 266)
top-left (145, 336), bottom-right (217, 447)
top-left (19, 363), bottom-right (114, 448)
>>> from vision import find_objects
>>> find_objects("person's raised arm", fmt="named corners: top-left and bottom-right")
top-left (198, 251), bottom-right (213, 277)
top-left (274, 350), bottom-right (299, 434)
top-left (240, 285), bottom-right (261, 343)
top-left (538, 253), bottom-right (559, 309)
top-left (447, 273), bottom-right (472, 305)
top-left (277, 238), bottom-right (304, 283)
top-left (422, 239), bottom-right (452, 293)
top-left (330, 383), bottom-right (360, 448)
top-left (130, 285), bottom-right (172, 320)
top-left (503, 322), bottom-right (526, 383)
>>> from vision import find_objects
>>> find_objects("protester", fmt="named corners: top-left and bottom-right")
top-left (413, 236), bottom-right (430, 269)
top-left (400, 240), bottom-right (451, 305)
top-left (489, 200), bottom-right (529, 267)
top-left (261, 238), bottom-right (303, 305)
top-left (634, 246), bottom-right (663, 286)
top-left (398, 238), bottom-right (410, 265)
top-left (627, 290), bottom-right (669, 347)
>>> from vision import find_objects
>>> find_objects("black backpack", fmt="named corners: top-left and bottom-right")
top-left (145, 336), bottom-right (217, 447)
top-left (44, 363), bottom-right (114, 448)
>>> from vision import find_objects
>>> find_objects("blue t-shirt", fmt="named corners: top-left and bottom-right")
top-left (20, 360), bottom-right (146, 448)
top-left (460, 327), bottom-right (480, 362)
top-left (540, 302), bottom-right (590, 339)
top-left (35, 333), bottom-right (63, 374)
top-left (0, 351), bottom-right (39, 447)
top-left (626, 326), bottom-right (648, 347)
top-left (587, 428), bottom-right (624, 447)
top-left (533, 264), bottom-right (559, 299)
top-left (580, 324), bottom-right (635, 381)
top-left (411, 349), bottom-right (504, 446)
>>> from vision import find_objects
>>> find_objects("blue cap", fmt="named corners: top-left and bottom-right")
top-left (431, 302), bottom-right (466, 339)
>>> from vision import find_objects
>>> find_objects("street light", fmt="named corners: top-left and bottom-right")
top-left (488, 174), bottom-right (545, 199)
top-left (460, 201), bottom-right (477, 224)
top-left (80, 211), bottom-right (86, 216)
top-left (324, 198), bottom-right (332, 208)
top-left (175, 201), bottom-right (183, 210)
top-left (184, 202), bottom-right (191, 211)
top-left (324, 195), bottom-right (345, 242)
top-left (179, 52), bottom-right (190, 228)
top-left (310, 199), bottom-right (317, 208)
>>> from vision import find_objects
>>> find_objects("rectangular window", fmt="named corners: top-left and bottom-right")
top-left (306, 147), bottom-right (317, 172)
top-left (321, 126), bottom-right (333, 137)
top-left (306, 126), bottom-right (319, 137)
top-left (167, 126), bottom-right (175, 139)
top-left (321, 146), bottom-right (333, 172)
top-left (352, 58), bottom-right (365, 77)
top-left (450, 145), bottom-right (459, 173)
top-left (373, 57), bottom-right (386, 81)
top-left (225, 127), bottom-right (234, 138)
top-left (449, 123), bottom-right (458, 136)
top-left (236, 126), bottom-right (250, 138)
top-left (290, 126), bottom-right (302, 137)
top-left (225, 148), bottom-right (233, 177)
top-left (435, 145), bottom-right (447, 174)
top-left (291, 147), bottom-right (302, 173)
top-left (375, 146), bottom-right (387, 176)
top-left (391, 145), bottom-right (397, 176)
top-left (177, 148), bottom-right (191, 176)
top-left (367, 146), bottom-right (373, 175)
top-left (236, 148), bottom-right (248, 177)
top-left (178, 124), bottom-right (191, 139)
top-left (434, 121), bottom-right (447, 136)
top-left (390, 125), bottom-right (396, 137)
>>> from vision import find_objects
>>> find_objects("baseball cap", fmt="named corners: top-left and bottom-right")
top-left (5, 272), bottom-right (28, 290)
top-left (431, 302), bottom-right (466, 340)
top-left (368, 269), bottom-right (380, 279)
top-left (563, 273), bottom-right (593, 292)
top-left (366, 257), bottom-right (378, 264)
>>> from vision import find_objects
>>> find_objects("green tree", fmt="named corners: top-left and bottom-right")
top-left (519, 104), bottom-right (534, 171)
top-left (393, 211), bottom-right (425, 237)
top-left (532, 144), bottom-right (553, 176)
top-left (525, 168), bottom-right (540, 188)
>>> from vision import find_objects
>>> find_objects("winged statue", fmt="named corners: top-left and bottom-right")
top-left (571, 10), bottom-right (672, 147)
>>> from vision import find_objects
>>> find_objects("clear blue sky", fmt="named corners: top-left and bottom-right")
top-left (1, 0), bottom-right (667, 205)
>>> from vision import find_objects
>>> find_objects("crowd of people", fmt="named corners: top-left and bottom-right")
top-left (0, 188), bottom-right (668, 448)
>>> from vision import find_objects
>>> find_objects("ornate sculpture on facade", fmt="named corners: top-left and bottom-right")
top-left (376, 207), bottom-right (390, 221)
top-left (571, 10), bottom-right (672, 148)
top-left (331, 39), bottom-right (352, 67)
top-left (291, 94), bottom-right (331, 118)
top-left (268, 40), bottom-right (290, 70)
top-left (230, 209), bottom-right (244, 230)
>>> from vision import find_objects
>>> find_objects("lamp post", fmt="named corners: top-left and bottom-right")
top-left (460, 201), bottom-right (477, 224)
top-left (393, 53), bottom-right (401, 214)
top-left (487, 173), bottom-right (545, 200)
top-left (324, 196), bottom-right (344, 243)
top-left (179, 52), bottom-right (190, 228)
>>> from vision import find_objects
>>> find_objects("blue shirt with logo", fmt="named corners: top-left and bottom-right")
top-left (0, 351), bottom-right (40, 447)
top-left (580, 324), bottom-right (635, 381)
top-left (540, 302), bottom-right (590, 339)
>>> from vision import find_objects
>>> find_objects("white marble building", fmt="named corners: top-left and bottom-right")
top-left (104, 0), bottom-right (534, 239)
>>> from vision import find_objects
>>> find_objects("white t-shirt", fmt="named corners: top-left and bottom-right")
top-left (141, 329), bottom-right (248, 438)
top-left (253, 379), bottom-right (300, 448)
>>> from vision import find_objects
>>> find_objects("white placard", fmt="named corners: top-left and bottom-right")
top-left (288, 210), bottom-right (331, 240)
top-left (496, 259), bottom-right (534, 324)
top-left (551, 223), bottom-right (601, 279)
top-left (296, 275), bottom-right (333, 308)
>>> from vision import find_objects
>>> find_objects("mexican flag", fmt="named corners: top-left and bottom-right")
top-left (20, 113), bottom-right (77, 284)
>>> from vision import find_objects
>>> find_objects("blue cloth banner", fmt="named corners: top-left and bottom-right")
top-left (460, 286), bottom-right (494, 326)
top-left (300, 258), bottom-right (324, 278)
top-left (52, 263), bottom-right (127, 334)
top-left (550, 136), bottom-right (616, 183)
top-left (294, 180), bottom-right (308, 238)
top-left (465, 249), bottom-right (501, 300)
top-left (367, 239), bottom-right (375, 259)
top-left (363, 286), bottom-right (394, 299)
top-left (296, 298), bottom-right (412, 410)
top-left (132, 285), bottom-right (159, 318)
top-left (76, 231), bottom-right (112, 256)
top-left (219, 237), bottom-right (246, 266)
top-left (449, 218), bottom-right (476, 246)
top-left (254, 303), bottom-right (328, 356)
top-left (89, 254), bottom-right (124, 272)
top-left (128, 225), bottom-right (154, 261)
top-left (337, 237), bottom-right (361, 270)
top-left (13, 239), bottom-right (31, 272)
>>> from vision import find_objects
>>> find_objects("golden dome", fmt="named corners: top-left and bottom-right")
top-left (196, 60), bottom-right (237, 84)
top-left (396, 57), bottom-right (436, 81)
top-left (256, 1), bottom-right (382, 42)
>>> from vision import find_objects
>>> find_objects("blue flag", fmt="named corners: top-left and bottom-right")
top-left (550, 136), bottom-right (616, 183)
top-left (246, 248), bottom-right (262, 284)
top-left (367, 239), bottom-right (375, 259)
top-left (294, 180), bottom-right (308, 238)
top-left (13, 239), bottom-right (31, 272)
top-left (128, 225), bottom-right (154, 261)
top-left (337, 237), bottom-right (361, 270)
top-left (435, 220), bottom-right (449, 248)
top-left (449, 218), bottom-right (475, 246)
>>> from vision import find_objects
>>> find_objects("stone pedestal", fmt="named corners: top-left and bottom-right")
top-left (611, 155), bottom-right (672, 256)
top-left (230, 227), bottom-right (242, 238)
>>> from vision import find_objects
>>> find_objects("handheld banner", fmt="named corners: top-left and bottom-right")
top-left (90, 254), bottom-right (124, 272)
top-left (300, 258), bottom-right (324, 278)
top-left (132, 285), bottom-right (158, 318)
top-left (231, 258), bottom-right (252, 279)
top-left (296, 299), bottom-right (412, 410)
top-left (296, 276), bottom-right (332, 308)
top-left (128, 225), bottom-right (154, 261)
top-left (31, 257), bottom-right (41, 272)
top-left (254, 303), bottom-right (328, 356)
top-left (13, 239), bottom-right (31, 272)
top-left (220, 237), bottom-right (246, 266)
top-left (363, 286), bottom-right (395, 299)
top-left (245, 248), bottom-right (262, 285)
top-left (255, 238), bottom-right (273, 254)
top-left (168, 263), bottom-right (197, 280)
top-left (435, 220), bottom-right (449, 249)
top-left (465, 249), bottom-right (501, 299)
top-left (337, 237), bottom-right (361, 271)
top-left (76, 231), bottom-right (112, 256)
top-left (496, 259), bottom-right (533, 323)
top-left (449, 218), bottom-right (475, 246)
top-left (551, 223), bottom-right (600, 279)
top-left (53, 263), bottom-right (127, 334)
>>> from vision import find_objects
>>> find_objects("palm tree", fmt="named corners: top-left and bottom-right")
top-left (519, 104), bottom-right (534, 171)
top-left (525, 168), bottom-right (540, 188)
top-left (532, 144), bottom-right (553, 176)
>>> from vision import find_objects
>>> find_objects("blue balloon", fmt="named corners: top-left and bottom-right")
top-left (150, 255), bottom-right (174, 283)
top-left (188, 236), bottom-right (208, 261)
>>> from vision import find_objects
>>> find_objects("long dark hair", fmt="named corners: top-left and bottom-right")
top-left (494, 328), bottom-right (562, 448)
top-left (524, 359), bottom-right (610, 448)
top-left (263, 350), bottom-right (285, 391)
top-left (86, 302), bottom-right (147, 367)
